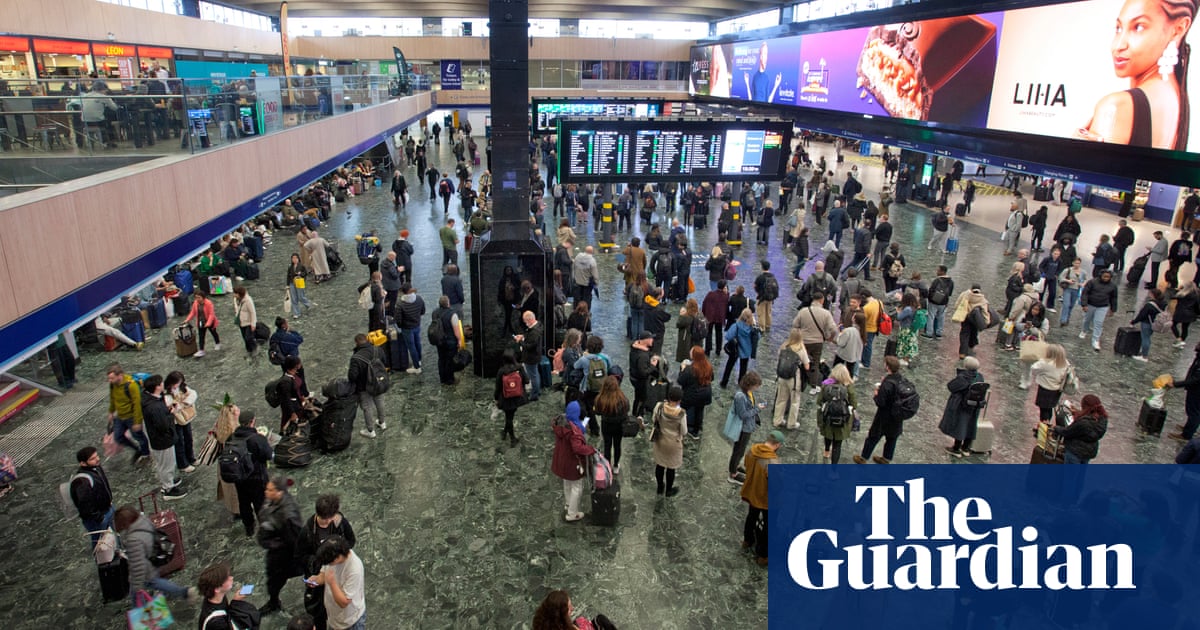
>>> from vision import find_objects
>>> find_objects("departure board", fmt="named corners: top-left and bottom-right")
top-left (532, 98), bottom-right (664, 133)
top-left (559, 119), bottom-right (791, 183)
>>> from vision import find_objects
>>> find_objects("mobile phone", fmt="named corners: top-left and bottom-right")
top-left (304, 577), bottom-right (318, 587)
top-left (238, 584), bottom-right (255, 596)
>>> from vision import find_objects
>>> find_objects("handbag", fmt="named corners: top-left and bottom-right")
top-left (721, 407), bottom-right (743, 443)
top-left (196, 432), bottom-right (219, 466)
top-left (173, 405), bottom-right (197, 426)
top-left (283, 290), bottom-right (292, 314)
top-left (102, 432), bottom-right (121, 458)
top-left (293, 276), bottom-right (306, 289)
top-left (622, 415), bottom-right (642, 438)
top-left (1062, 365), bottom-right (1080, 395)
top-left (1001, 320), bottom-right (1015, 334)
top-left (127, 590), bottom-right (174, 629)
top-left (724, 337), bottom-right (739, 357)
top-left (1020, 339), bottom-right (1049, 362)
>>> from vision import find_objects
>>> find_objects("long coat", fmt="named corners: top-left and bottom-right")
top-left (651, 402), bottom-right (687, 469)
top-left (304, 236), bottom-right (331, 276)
top-left (938, 368), bottom-right (984, 441)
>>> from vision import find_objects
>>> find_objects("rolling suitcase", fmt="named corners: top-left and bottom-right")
top-left (1126, 254), bottom-right (1149, 286)
top-left (1113, 326), bottom-right (1141, 357)
top-left (146, 299), bottom-right (168, 329)
top-left (173, 325), bottom-right (198, 358)
top-left (172, 293), bottom-right (191, 318)
top-left (590, 480), bottom-right (621, 526)
top-left (138, 491), bottom-right (185, 577)
top-left (122, 319), bottom-right (146, 344)
top-left (954, 203), bottom-right (967, 217)
top-left (98, 556), bottom-right (130, 602)
top-left (971, 419), bottom-right (996, 455)
top-left (1137, 400), bottom-right (1166, 436)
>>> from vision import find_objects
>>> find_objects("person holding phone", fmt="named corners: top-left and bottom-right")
top-left (198, 562), bottom-right (259, 630)
top-left (308, 536), bottom-right (365, 630)
top-left (298, 495), bottom-right (357, 630)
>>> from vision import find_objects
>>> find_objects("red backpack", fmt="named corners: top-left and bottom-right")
top-left (500, 370), bottom-right (523, 399)
top-left (878, 311), bottom-right (894, 336)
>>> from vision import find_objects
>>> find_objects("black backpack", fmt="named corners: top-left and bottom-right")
top-left (149, 528), bottom-right (176, 567)
top-left (690, 316), bottom-right (708, 346)
top-left (821, 383), bottom-right (851, 427)
top-left (427, 311), bottom-right (446, 345)
top-left (264, 377), bottom-right (284, 408)
top-left (892, 377), bottom-right (921, 420)
top-left (761, 274), bottom-right (780, 302)
top-left (929, 278), bottom-right (951, 306)
top-left (964, 381), bottom-right (990, 408)
top-left (268, 335), bottom-right (284, 366)
top-left (356, 349), bottom-right (391, 396)
top-left (218, 436), bottom-right (255, 483)
top-left (776, 347), bottom-right (801, 380)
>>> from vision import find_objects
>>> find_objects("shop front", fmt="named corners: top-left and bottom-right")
top-left (32, 38), bottom-right (92, 88)
top-left (92, 42), bottom-right (139, 88)
top-left (0, 36), bottom-right (34, 89)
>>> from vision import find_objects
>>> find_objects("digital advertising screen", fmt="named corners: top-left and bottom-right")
top-left (693, 0), bottom-right (1200, 155)
top-left (532, 99), bottom-right (664, 133)
top-left (558, 119), bottom-right (792, 183)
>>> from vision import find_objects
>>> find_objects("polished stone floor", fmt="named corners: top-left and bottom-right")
top-left (0, 130), bottom-right (1189, 628)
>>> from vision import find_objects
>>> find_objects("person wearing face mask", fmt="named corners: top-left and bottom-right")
top-left (163, 371), bottom-right (199, 475)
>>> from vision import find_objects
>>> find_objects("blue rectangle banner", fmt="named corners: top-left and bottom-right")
top-left (440, 59), bottom-right (462, 90)
top-left (769, 464), bottom-right (1198, 629)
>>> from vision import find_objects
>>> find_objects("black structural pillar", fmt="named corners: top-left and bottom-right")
top-left (469, 0), bottom-right (551, 378)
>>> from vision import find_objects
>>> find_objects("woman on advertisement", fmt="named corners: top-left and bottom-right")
top-left (1077, 0), bottom-right (1195, 150)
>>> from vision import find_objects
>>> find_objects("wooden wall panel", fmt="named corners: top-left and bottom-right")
top-left (0, 236), bottom-right (18, 327)
top-left (0, 195), bottom-right (86, 315)
top-left (293, 36), bottom-right (691, 63)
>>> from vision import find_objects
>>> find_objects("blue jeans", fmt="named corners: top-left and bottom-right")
top-left (112, 417), bottom-right (149, 457)
top-left (629, 309), bottom-right (644, 339)
top-left (288, 286), bottom-right (313, 317)
top-left (925, 303), bottom-right (947, 337)
top-left (1140, 322), bottom-right (1153, 357)
top-left (347, 611), bottom-right (367, 630)
top-left (1063, 450), bottom-right (1087, 465)
top-left (567, 206), bottom-right (577, 227)
top-left (709, 280), bottom-right (719, 291)
top-left (861, 332), bottom-right (877, 369)
top-left (1081, 305), bottom-right (1109, 344)
top-left (400, 327), bottom-right (422, 368)
top-left (1059, 288), bottom-right (1081, 324)
top-left (82, 506), bottom-right (115, 547)
top-left (133, 576), bottom-right (189, 605)
top-left (525, 362), bottom-right (541, 399)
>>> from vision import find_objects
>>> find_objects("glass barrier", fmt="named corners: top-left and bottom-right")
top-left (0, 75), bottom-right (423, 163)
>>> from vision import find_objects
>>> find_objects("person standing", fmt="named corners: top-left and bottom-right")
top-left (1172, 282), bottom-right (1200, 348)
top-left (1003, 201), bottom-right (1024, 256)
top-left (594, 375), bottom-right (631, 474)
top-left (817, 364), bottom-right (857, 464)
top-left (860, 290), bottom-right (883, 371)
top-left (721, 309), bottom-right (756, 389)
top-left (772, 328), bottom-right (811, 429)
top-left (1113, 219), bottom-right (1135, 271)
top-left (349, 334), bottom-right (387, 439)
top-left (628, 332), bottom-right (656, 419)
top-left (792, 290), bottom-right (837, 392)
top-left (752, 261), bottom-right (778, 331)
top-left (296, 495), bottom-right (357, 630)
top-left (674, 299), bottom-right (702, 363)
top-left (358, 272), bottom-right (386, 334)
top-left (854, 356), bottom-right (917, 464)
top-left (392, 230), bottom-right (414, 286)
top-left (227, 408), bottom-right (273, 537)
top-left (277, 357), bottom-right (311, 433)
top-left (141, 375), bottom-right (187, 500)
top-left (701, 280), bottom-right (730, 355)
top-left (441, 264), bottom-right (465, 317)
top-left (651, 385), bottom-right (687, 497)
top-left (740, 430), bottom-right (782, 566)
top-left (1167, 232), bottom-right (1193, 290)
top-left (257, 475), bottom-right (303, 616)
top-left (70, 446), bottom-right (114, 546)
top-left (881, 243), bottom-right (906, 294)
top-left (303, 231), bottom-right (332, 283)
top-left (432, 296), bottom-right (466, 386)
top-left (924, 266), bottom-right (955, 338)
top-left (390, 169), bottom-right (407, 207)
top-left (312, 536), bottom-right (365, 630)
top-left (1145, 230), bottom-right (1168, 289)
top-left (678, 346), bottom-right (714, 439)
top-left (1029, 205), bottom-right (1049, 252)
top-left (755, 200), bottom-right (774, 245)
top-left (114, 505), bottom-right (197, 605)
top-left (106, 363), bottom-right (150, 465)
top-left (551, 397), bottom-right (596, 522)
top-left (1079, 269), bottom-right (1119, 351)
top-left (515, 310), bottom-right (544, 401)
top-left (163, 371), bottom-right (198, 474)
top-left (1053, 395), bottom-right (1109, 464)
top-left (572, 246), bottom-right (600, 309)
top-left (439, 219), bottom-right (459, 268)
top-left (938, 357), bottom-right (986, 457)
top-left (287, 254), bottom-right (315, 319)
top-left (953, 285), bottom-right (989, 359)
top-left (394, 284), bottom-right (425, 374)
top-left (727, 371), bottom-right (764, 485)
top-left (233, 286), bottom-right (258, 356)
top-left (269, 317), bottom-right (304, 369)
top-left (196, 562), bottom-right (252, 630)
top-left (380, 252), bottom-right (402, 314)
top-left (494, 351), bottom-right (529, 447)
top-left (184, 291), bottom-right (221, 357)
top-left (927, 208), bottom-right (951, 252)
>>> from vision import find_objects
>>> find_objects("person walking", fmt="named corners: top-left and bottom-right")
top-left (106, 363), bottom-right (150, 465)
top-left (817, 364), bottom-right (856, 464)
top-left (226, 408), bottom-right (273, 537)
top-left (1053, 394), bottom-right (1109, 464)
top-left (1057, 258), bottom-right (1088, 326)
top-left (232, 286), bottom-right (258, 356)
top-left (792, 290), bottom-right (838, 391)
top-left (432, 296), bottom-right (465, 386)
top-left (494, 350), bottom-right (529, 447)
top-left (1079, 269), bottom-right (1119, 351)
top-left (439, 219), bottom-right (459, 267)
top-left (1029, 205), bottom-right (1048, 252)
top-left (854, 356), bottom-right (918, 464)
top-left (348, 333), bottom-right (387, 439)
top-left (727, 371), bottom-right (764, 485)
top-left (257, 475), bottom-right (303, 616)
top-left (740, 430), bottom-right (782, 567)
top-left (772, 328), bottom-right (811, 430)
top-left (1131, 288), bottom-right (1168, 362)
top-left (551, 394), bottom-right (596, 522)
top-left (678, 346), bottom-right (714, 439)
top-left (70, 446), bottom-right (114, 546)
top-left (938, 357), bottom-right (987, 457)
top-left (114, 505), bottom-right (197, 605)
top-left (1146, 230), bottom-right (1168, 289)
top-left (184, 291), bottom-right (221, 357)
top-left (952, 285), bottom-right (990, 359)
top-left (141, 374), bottom-right (187, 500)
top-left (721, 309), bottom-right (756, 388)
top-left (594, 375), bottom-right (631, 475)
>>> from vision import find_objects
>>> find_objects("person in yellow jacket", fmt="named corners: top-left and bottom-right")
top-left (860, 289), bottom-right (882, 371)
top-left (106, 363), bottom-right (150, 465)
top-left (741, 430), bottom-right (783, 566)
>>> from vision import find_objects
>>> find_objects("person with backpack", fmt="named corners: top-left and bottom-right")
top-left (816, 363), bottom-right (857, 465)
top-left (727, 371), bottom-right (764, 485)
top-left (927, 209), bottom-right (952, 253)
top-left (437, 173), bottom-right (455, 215)
top-left (348, 333), bottom-right (388, 439)
top-left (70, 446), bottom-right (113, 547)
top-left (675, 299), bottom-right (704, 363)
top-left (257, 475), bottom-right (304, 616)
top-left (753, 261), bottom-right (779, 331)
top-left (113, 505), bottom-right (198, 606)
top-left (106, 363), bottom-right (151, 465)
top-left (197, 562), bottom-right (261, 630)
top-left (854, 356), bottom-right (919, 464)
top-left (220, 407), bottom-right (272, 537)
top-left (552, 390), bottom-right (596, 522)
top-left (493, 351), bottom-right (529, 447)
top-left (938, 357), bottom-right (988, 457)
top-left (881, 243), bottom-right (906, 294)
top-left (572, 335), bottom-right (612, 435)
top-left (1091, 234), bottom-right (1118, 278)
top-left (924, 266), bottom-right (955, 339)
top-left (431, 295), bottom-right (466, 386)
top-left (772, 329), bottom-right (811, 430)
top-left (268, 317), bottom-right (304, 371)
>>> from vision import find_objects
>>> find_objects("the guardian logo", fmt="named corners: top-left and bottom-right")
top-left (787, 479), bottom-right (1135, 591)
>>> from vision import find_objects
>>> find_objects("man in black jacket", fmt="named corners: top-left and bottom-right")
top-left (296, 494), bottom-right (357, 630)
top-left (1112, 219), bottom-right (1136, 272)
top-left (872, 215), bottom-right (892, 271)
top-left (629, 332), bottom-right (657, 418)
top-left (514, 311), bottom-right (544, 401)
top-left (349, 334), bottom-right (387, 439)
top-left (391, 229), bottom-right (414, 285)
top-left (440, 264), bottom-right (465, 317)
top-left (257, 475), bottom-right (303, 616)
top-left (394, 284), bottom-right (426, 374)
top-left (643, 287), bottom-right (672, 357)
top-left (142, 375), bottom-right (186, 500)
top-left (231, 408), bottom-right (273, 537)
top-left (854, 357), bottom-right (915, 464)
top-left (71, 446), bottom-right (114, 546)
top-left (380, 252), bottom-right (402, 313)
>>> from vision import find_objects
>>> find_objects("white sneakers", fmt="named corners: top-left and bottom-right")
top-left (1133, 355), bottom-right (1149, 362)
top-left (406, 367), bottom-right (421, 374)
top-left (359, 429), bottom-right (377, 439)
top-left (194, 350), bottom-right (206, 358)
top-left (1078, 331), bottom-right (1087, 339)
top-left (807, 387), bottom-right (821, 395)
top-left (378, 422), bottom-right (388, 431)
top-left (214, 344), bottom-right (222, 351)
top-left (181, 465), bottom-right (196, 473)
top-left (1092, 341), bottom-right (1100, 351)
top-left (565, 512), bottom-right (584, 522)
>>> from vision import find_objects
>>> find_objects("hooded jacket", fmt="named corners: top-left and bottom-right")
top-left (396, 292), bottom-right (426, 329)
top-left (121, 514), bottom-right (162, 589)
top-left (740, 442), bottom-right (778, 510)
top-left (108, 375), bottom-right (143, 423)
top-left (141, 390), bottom-right (175, 450)
top-left (551, 409), bottom-right (595, 481)
top-left (1055, 414), bottom-right (1108, 461)
top-left (257, 490), bottom-right (303, 555)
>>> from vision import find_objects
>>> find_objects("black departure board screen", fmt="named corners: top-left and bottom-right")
top-left (558, 119), bottom-right (791, 183)
top-left (532, 98), bottom-right (665, 134)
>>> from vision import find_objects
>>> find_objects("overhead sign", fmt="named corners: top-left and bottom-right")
top-left (532, 98), bottom-right (664, 133)
top-left (440, 60), bottom-right (462, 90)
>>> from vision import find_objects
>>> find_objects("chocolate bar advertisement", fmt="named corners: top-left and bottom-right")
top-left (988, 0), bottom-right (1199, 153)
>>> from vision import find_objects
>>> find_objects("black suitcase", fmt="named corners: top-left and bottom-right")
top-left (1126, 254), bottom-right (1149, 286)
top-left (1113, 326), bottom-right (1141, 357)
top-left (955, 203), bottom-right (967, 217)
top-left (1137, 400), bottom-right (1166, 436)
top-left (591, 481), bottom-right (620, 526)
top-left (274, 421), bottom-right (313, 468)
top-left (884, 337), bottom-right (898, 357)
top-left (693, 214), bottom-right (707, 229)
top-left (98, 556), bottom-right (130, 602)
top-left (1034, 185), bottom-right (1051, 201)
top-left (318, 397), bottom-right (357, 453)
top-left (245, 262), bottom-right (261, 281)
top-left (172, 294), bottom-right (191, 318)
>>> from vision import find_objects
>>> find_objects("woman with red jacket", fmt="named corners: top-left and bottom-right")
top-left (183, 290), bottom-right (221, 357)
top-left (551, 390), bottom-right (596, 522)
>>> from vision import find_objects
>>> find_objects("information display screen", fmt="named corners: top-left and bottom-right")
top-left (559, 119), bottom-right (791, 183)
top-left (532, 98), bottom-right (664, 133)
top-left (690, 0), bottom-right (1200, 156)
